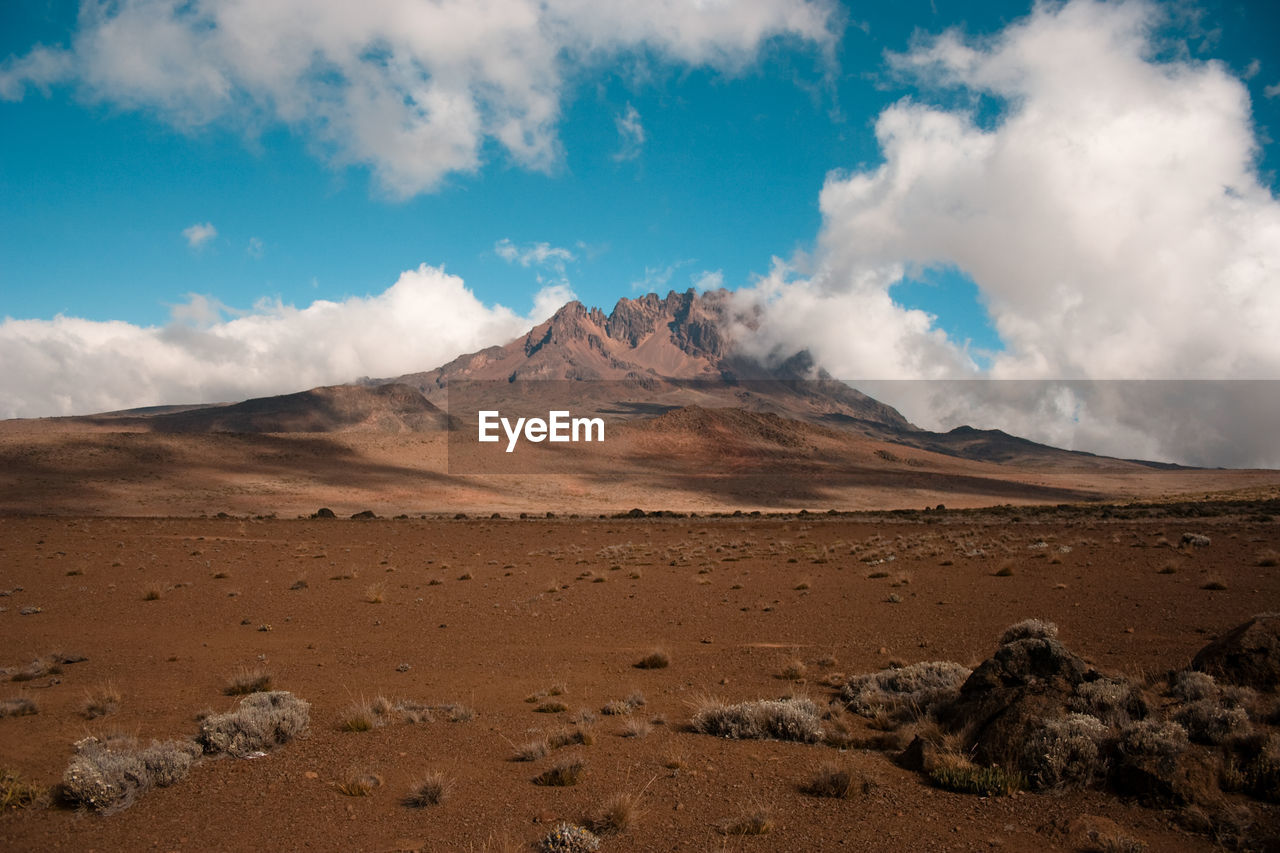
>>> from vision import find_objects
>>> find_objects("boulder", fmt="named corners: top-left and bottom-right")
top-left (1191, 614), bottom-right (1280, 691)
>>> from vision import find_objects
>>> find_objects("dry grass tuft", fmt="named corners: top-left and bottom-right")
top-left (634, 649), bottom-right (670, 670)
top-left (0, 768), bottom-right (46, 811)
top-left (717, 807), bottom-right (774, 836)
top-left (1256, 550), bottom-right (1280, 568)
top-left (335, 771), bottom-right (382, 797)
top-left (364, 582), bottom-right (386, 604)
top-left (513, 739), bottom-right (549, 762)
top-left (620, 718), bottom-right (651, 739)
top-left (585, 791), bottom-right (641, 834)
top-left (402, 771), bottom-right (450, 808)
top-left (801, 763), bottom-right (864, 799)
top-left (222, 665), bottom-right (273, 696)
top-left (337, 702), bottom-right (376, 732)
top-left (548, 728), bottom-right (594, 749)
top-left (533, 757), bottom-right (585, 787)
top-left (142, 585), bottom-right (163, 601)
top-left (82, 683), bottom-right (121, 719)
top-left (929, 752), bottom-right (1023, 796)
top-left (779, 659), bottom-right (807, 681)
top-left (1200, 577), bottom-right (1228, 590)
top-left (535, 700), bottom-right (568, 714)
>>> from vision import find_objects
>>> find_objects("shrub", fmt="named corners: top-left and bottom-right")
top-left (548, 728), bottom-right (593, 749)
top-left (1000, 619), bottom-right (1058, 644)
top-left (62, 736), bottom-right (201, 813)
top-left (690, 696), bottom-right (823, 743)
top-left (198, 691), bottom-right (310, 757)
top-left (841, 661), bottom-right (971, 722)
top-left (1069, 678), bottom-right (1145, 728)
top-left (535, 701), bottom-right (568, 714)
top-left (0, 768), bottom-right (46, 811)
top-left (337, 702), bottom-right (376, 732)
top-left (0, 697), bottom-right (37, 718)
top-left (1020, 714), bottom-right (1108, 789)
top-left (223, 666), bottom-right (273, 696)
top-left (1116, 720), bottom-right (1188, 758)
top-left (403, 772), bottom-right (450, 807)
top-left (1257, 550), bottom-right (1280, 568)
top-left (1173, 699), bottom-right (1251, 745)
top-left (533, 758), bottom-right (585, 787)
top-left (779, 659), bottom-right (807, 681)
top-left (1169, 670), bottom-right (1218, 702)
top-left (537, 823), bottom-right (600, 852)
top-left (634, 650), bottom-right (670, 670)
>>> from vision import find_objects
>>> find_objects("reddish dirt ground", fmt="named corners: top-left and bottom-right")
top-left (2, 511), bottom-right (1278, 851)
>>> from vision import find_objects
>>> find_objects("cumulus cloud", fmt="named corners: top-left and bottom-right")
top-left (182, 221), bottom-right (217, 249)
top-left (732, 0), bottom-right (1280, 465)
top-left (0, 0), bottom-right (836, 196)
top-left (0, 266), bottom-right (566, 418)
top-left (613, 102), bottom-right (646, 161)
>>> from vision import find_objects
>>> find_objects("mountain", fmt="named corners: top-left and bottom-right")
top-left (382, 288), bottom-right (914, 432)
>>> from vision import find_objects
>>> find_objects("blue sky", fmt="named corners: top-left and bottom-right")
top-left (4, 1), bottom-right (1271, 341)
top-left (2, 0), bottom-right (1279, 469)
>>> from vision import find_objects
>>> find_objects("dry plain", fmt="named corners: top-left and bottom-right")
top-left (2, 506), bottom-right (1278, 851)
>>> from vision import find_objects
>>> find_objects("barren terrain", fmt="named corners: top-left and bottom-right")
top-left (2, 509), bottom-right (1278, 851)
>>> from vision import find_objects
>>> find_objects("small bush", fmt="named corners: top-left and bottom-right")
top-left (929, 754), bottom-right (1023, 796)
top-left (801, 763), bottom-right (863, 799)
top-left (1170, 670), bottom-right (1218, 702)
top-left (1173, 699), bottom-right (1251, 745)
top-left (403, 771), bottom-right (450, 808)
top-left (1257, 550), bottom-right (1280, 568)
top-left (198, 691), bottom-right (310, 757)
top-left (62, 736), bottom-right (201, 813)
top-left (841, 661), bottom-right (971, 723)
top-left (634, 650), bottom-right (669, 670)
top-left (690, 696), bottom-right (823, 743)
top-left (779, 659), bottom-right (807, 681)
top-left (0, 697), bottom-right (37, 718)
top-left (533, 758), bottom-right (585, 787)
top-left (1116, 720), bottom-right (1188, 758)
top-left (1020, 714), bottom-right (1108, 789)
top-left (537, 823), bottom-right (600, 852)
top-left (1000, 619), bottom-right (1058, 644)
top-left (223, 666), bottom-right (273, 696)
top-left (0, 768), bottom-right (46, 811)
top-left (1069, 678), bottom-right (1145, 728)
top-left (536, 701), bottom-right (568, 714)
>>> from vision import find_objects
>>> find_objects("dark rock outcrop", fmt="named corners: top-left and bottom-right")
top-left (1191, 614), bottom-right (1280, 691)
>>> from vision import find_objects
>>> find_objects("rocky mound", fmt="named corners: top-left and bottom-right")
top-left (1192, 612), bottom-right (1280, 691)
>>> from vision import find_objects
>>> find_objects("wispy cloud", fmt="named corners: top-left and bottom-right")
top-left (246, 236), bottom-right (264, 258)
top-left (691, 270), bottom-right (724, 292)
top-left (495, 238), bottom-right (575, 271)
top-left (182, 221), bottom-right (217, 250)
top-left (631, 259), bottom-right (693, 293)
top-left (0, 1), bottom-right (837, 197)
top-left (612, 102), bottom-right (645, 162)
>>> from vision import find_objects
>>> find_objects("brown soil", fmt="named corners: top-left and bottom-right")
top-left (2, 512), bottom-right (1278, 851)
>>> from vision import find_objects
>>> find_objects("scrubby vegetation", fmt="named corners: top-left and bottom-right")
top-left (691, 696), bottom-right (823, 742)
top-left (841, 661), bottom-right (971, 723)
top-left (62, 735), bottom-right (202, 813)
top-left (198, 691), bottom-right (310, 757)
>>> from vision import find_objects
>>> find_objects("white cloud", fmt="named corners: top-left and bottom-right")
top-left (691, 269), bottom-right (724, 292)
top-left (246, 236), bottom-right (264, 258)
top-left (0, 266), bottom-right (567, 418)
top-left (182, 221), bottom-right (217, 249)
top-left (732, 0), bottom-right (1280, 465)
top-left (495, 238), bottom-right (575, 271)
top-left (612, 102), bottom-right (645, 161)
top-left (631, 259), bottom-right (693, 293)
top-left (1266, 82), bottom-right (1280, 98)
top-left (0, 0), bottom-right (836, 197)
